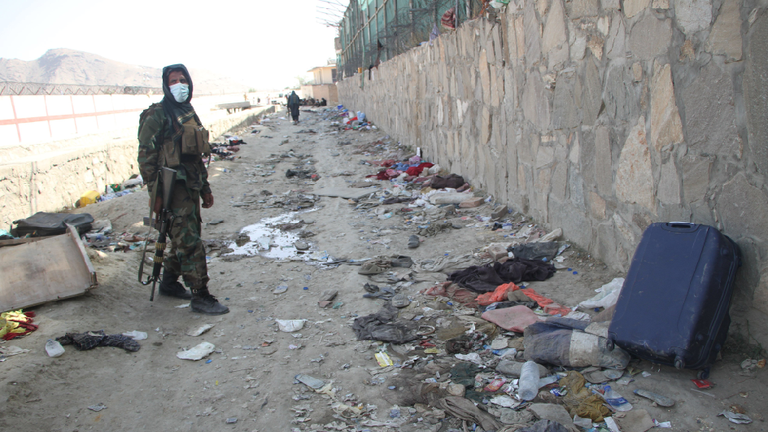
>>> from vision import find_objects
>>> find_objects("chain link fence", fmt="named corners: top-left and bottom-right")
top-left (338, 0), bottom-right (486, 79)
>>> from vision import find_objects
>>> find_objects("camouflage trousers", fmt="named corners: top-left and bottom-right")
top-left (163, 181), bottom-right (209, 289)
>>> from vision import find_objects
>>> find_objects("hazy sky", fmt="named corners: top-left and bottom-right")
top-left (0, 0), bottom-right (346, 89)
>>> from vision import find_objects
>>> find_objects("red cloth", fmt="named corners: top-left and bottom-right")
top-left (521, 288), bottom-right (572, 316)
top-left (367, 169), bottom-right (401, 180)
top-left (476, 283), bottom-right (520, 306)
top-left (369, 159), bottom-right (396, 167)
top-left (405, 162), bottom-right (434, 176)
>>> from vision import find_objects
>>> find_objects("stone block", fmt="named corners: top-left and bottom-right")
top-left (605, 64), bottom-right (637, 120)
top-left (629, 14), bottom-right (673, 60)
top-left (569, 167), bottom-right (586, 210)
top-left (543, 0), bottom-right (567, 54)
top-left (589, 191), bottom-right (607, 219)
top-left (681, 153), bottom-right (712, 203)
top-left (487, 243), bottom-right (510, 260)
top-left (524, 2), bottom-right (543, 63)
top-left (587, 35), bottom-right (604, 60)
top-left (681, 62), bottom-right (739, 156)
top-left (596, 222), bottom-right (627, 272)
top-left (515, 15), bottom-right (526, 60)
top-left (705, 0), bottom-right (742, 61)
top-left (743, 12), bottom-right (768, 175)
top-left (632, 62), bottom-right (643, 81)
top-left (582, 58), bottom-right (602, 126)
top-left (616, 117), bottom-right (655, 211)
top-left (459, 196), bottom-right (485, 208)
top-left (650, 63), bottom-right (684, 152)
top-left (534, 167), bottom-right (552, 221)
top-left (566, 0), bottom-right (599, 19)
top-left (481, 106), bottom-right (492, 144)
top-left (676, 0), bottom-right (713, 35)
top-left (606, 13), bottom-right (627, 60)
top-left (658, 160), bottom-right (681, 205)
top-left (624, 0), bottom-right (650, 18)
top-left (717, 174), bottom-right (768, 237)
top-left (594, 126), bottom-right (613, 196)
top-left (479, 50), bottom-right (491, 105)
top-left (522, 70), bottom-right (552, 131)
top-left (549, 199), bottom-right (593, 248)
top-left (551, 162), bottom-right (568, 200)
top-left (536, 143), bottom-right (555, 168)
top-left (553, 72), bottom-right (581, 130)
top-left (537, 0), bottom-right (550, 17)
top-left (652, 0), bottom-right (669, 9)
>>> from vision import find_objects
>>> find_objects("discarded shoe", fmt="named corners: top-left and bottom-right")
top-left (158, 274), bottom-right (192, 300)
top-left (391, 255), bottom-right (414, 268)
top-left (191, 292), bottom-right (230, 315)
top-left (408, 235), bottom-right (420, 249)
top-left (391, 293), bottom-right (410, 308)
top-left (363, 286), bottom-right (395, 300)
top-left (359, 262), bottom-right (386, 275)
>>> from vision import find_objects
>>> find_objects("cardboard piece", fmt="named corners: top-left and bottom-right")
top-left (0, 224), bottom-right (97, 310)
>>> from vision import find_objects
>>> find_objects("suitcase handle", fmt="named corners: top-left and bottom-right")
top-left (661, 222), bottom-right (699, 232)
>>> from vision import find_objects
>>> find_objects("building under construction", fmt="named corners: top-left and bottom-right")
top-left (337, 0), bottom-right (486, 79)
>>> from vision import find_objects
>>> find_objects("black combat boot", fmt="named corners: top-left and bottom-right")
top-left (190, 287), bottom-right (230, 315)
top-left (158, 272), bottom-right (192, 300)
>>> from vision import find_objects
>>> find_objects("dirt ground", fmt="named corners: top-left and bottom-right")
top-left (1, 108), bottom-right (766, 432)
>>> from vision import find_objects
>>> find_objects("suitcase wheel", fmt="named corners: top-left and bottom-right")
top-left (697, 368), bottom-right (710, 380)
top-left (674, 356), bottom-right (685, 370)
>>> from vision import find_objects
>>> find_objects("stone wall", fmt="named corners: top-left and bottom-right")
top-left (338, 0), bottom-right (768, 341)
top-left (0, 105), bottom-right (274, 230)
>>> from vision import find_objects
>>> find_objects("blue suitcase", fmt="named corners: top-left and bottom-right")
top-left (608, 222), bottom-right (741, 379)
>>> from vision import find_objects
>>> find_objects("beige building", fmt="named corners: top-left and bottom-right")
top-left (301, 63), bottom-right (338, 105)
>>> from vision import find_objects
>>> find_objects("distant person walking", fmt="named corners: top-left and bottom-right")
top-left (287, 91), bottom-right (300, 124)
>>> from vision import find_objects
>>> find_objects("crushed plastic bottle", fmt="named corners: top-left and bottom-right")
top-left (45, 339), bottom-right (65, 357)
top-left (518, 360), bottom-right (540, 400)
top-left (601, 385), bottom-right (633, 411)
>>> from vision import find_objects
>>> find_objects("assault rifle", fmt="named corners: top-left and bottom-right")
top-left (138, 167), bottom-right (177, 300)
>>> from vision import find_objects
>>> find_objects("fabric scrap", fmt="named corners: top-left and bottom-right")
top-left (481, 305), bottom-right (541, 332)
top-left (435, 396), bottom-right (501, 432)
top-left (57, 330), bottom-right (141, 352)
top-left (352, 304), bottom-right (418, 343)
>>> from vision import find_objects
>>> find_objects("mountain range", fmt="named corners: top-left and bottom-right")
top-left (0, 48), bottom-right (249, 94)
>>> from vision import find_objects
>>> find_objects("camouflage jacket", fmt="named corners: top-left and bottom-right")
top-left (137, 103), bottom-right (211, 196)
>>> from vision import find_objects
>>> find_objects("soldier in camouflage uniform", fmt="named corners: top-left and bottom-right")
top-left (137, 64), bottom-right (229, 315)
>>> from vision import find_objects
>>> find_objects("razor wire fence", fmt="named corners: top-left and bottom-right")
top-left (337, 0), bottom-right (488, 79)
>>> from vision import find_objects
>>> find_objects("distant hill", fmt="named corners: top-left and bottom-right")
top-left (0, 48), bottom-right (249, 95)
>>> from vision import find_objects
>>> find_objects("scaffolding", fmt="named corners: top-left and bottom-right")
top-left (337, 0), bottom-right (487, 79)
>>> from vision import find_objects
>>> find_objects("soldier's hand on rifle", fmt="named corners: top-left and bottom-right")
top-left (151, 196), bottom-right (163, 214)
top-left (202, 192), bottom-right (214, 209)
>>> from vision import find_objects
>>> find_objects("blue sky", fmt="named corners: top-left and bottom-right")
top-left (0, 0), bottom-right (346, 89)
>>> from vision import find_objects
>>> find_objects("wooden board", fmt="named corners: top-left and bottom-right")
top-left (0, 224), bottom-right (97, 311)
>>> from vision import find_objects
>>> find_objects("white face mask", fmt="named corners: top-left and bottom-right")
top-left (169, 83), bottom-right (189, 103)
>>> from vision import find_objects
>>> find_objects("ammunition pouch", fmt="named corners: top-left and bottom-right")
top-left (181, 119), bottom-right (210, 156)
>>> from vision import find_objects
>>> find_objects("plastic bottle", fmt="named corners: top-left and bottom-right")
top-left (45, 339), bottom-right (65, 357)
top-left (601, 385), bottom-right (633, 411)
top-left (518, 360), bottom-right (540, 400)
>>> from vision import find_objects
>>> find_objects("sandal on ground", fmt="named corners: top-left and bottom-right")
top-left (391, 293), bottom-right (410, 308)
top-left (408, 235), bottom-right (420, 249)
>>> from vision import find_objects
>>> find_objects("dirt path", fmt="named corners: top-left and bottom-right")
top-left (1, 108), bottom-right (765, 432)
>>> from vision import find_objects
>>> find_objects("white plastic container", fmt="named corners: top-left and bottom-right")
top-left (518, 360), bottom-right (540, 400)
top-left (45, 339), bottom-right (65, 357)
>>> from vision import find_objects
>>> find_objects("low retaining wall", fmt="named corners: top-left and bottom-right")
top-left (338, 1), bottom-right (768, 343)
top-left (0, 105), bottom-right (274, 229)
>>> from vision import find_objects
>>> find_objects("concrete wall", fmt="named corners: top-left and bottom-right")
top-left (0, 93), bottom-right (265, 147)
top-left (338, 1), bottom-right (768, 339)
top-left (302, 84), bottom-right (339, 105)
top-left (0, 105), bottom-right (274, 230)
